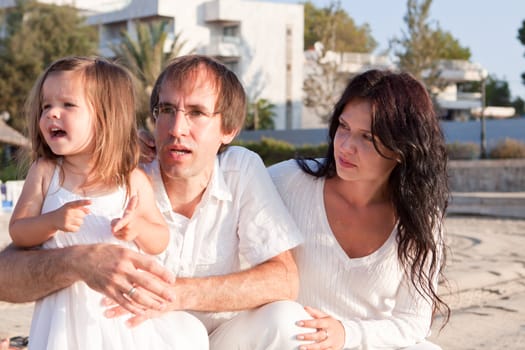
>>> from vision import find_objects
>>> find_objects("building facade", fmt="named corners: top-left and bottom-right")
top-left (1, 0), bottom-right (511, 129)
top-left (5, 0), bottom-right (304, 130)
top-left (301, 49), bottom-right (512, 128)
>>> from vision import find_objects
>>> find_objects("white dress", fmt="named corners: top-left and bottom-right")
top-left (28, 167), bottom-right (182, 350)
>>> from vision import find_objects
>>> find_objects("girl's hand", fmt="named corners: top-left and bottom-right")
top-left (102, 287), bottom-right (165, 323)
top-left (111, 196), bottom-right (139, 241)
top-left (103, 292), bottom-right (167, 328)
top-left (53, 199), bottom-right (91, 232)
top-left (296, 306), bottom-right (345, 350)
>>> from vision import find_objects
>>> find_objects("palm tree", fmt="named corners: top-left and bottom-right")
top-left (245, 98), bottom-right (276, 130)
top-left (112, 20), bottom-right (191, 128)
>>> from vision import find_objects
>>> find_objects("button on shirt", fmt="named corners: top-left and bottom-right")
top-left (142, 146), bottom-right (303, 331)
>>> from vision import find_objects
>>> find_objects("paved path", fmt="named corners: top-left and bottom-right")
top-left (1, 213), bottom-right (524, 349)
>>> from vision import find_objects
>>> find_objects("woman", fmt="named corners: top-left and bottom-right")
top-left (269, 69), bottom-right (450, 349)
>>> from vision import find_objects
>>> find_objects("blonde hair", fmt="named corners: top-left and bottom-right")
top-left (25, 56), bottom-right (139, 193)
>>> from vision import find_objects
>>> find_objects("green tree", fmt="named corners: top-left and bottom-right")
top-left (0, 0), bottom-right (98, 132)
top-left (517, 19), bottom-right (525, 86)
top-left (432, 30), bottom-right (470, 60)
top-left (512, 97), bottom-right (525, 115)
top-left (486, 76), bottom-right (512, 107)
top-left (303, 0), bottom-right (376, 52)
top-left (472, 75), bottom-right (525, 116)
top-left (392, 0), bottom-right (470, 89)
top-left (484, 75), bottom-right (524, 114)
top-left (303, 1), bottom-right (376, 123)
top-left (112, 20), bottom-right (190, 128)
top-left (244, 98), bottom-right (276, 130)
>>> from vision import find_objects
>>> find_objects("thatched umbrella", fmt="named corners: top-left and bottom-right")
top-left (0, 119), bottom-right (29, 148)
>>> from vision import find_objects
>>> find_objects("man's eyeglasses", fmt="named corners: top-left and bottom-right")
top-left (152, 105), bottom-right (219, 124)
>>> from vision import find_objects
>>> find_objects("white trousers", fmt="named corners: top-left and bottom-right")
top-left (166, 311), bottom-right (209, 349)
top-left (402, 340), bottom-right (443, 350)
top-left (207, 300), bottom-right (442, 350)
top-left (209, 300), bottom-right (310, 350)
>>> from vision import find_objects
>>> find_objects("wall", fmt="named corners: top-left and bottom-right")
top-left (239, 117), bottom-right (525, 143)
top-left (448, 159), bottom-right (525, 192)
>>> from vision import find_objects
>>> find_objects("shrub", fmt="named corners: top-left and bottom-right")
top-left (489, 138), bottom-right (525, 159)
top-left (233, 137), bottom-right (328, 166)
top-left (0, 163), bottom-right (19, 182)
top-left (237, 137), bottom-right (520, 163)
top-left (446, 142), bottom-right (480, 160)
top-left (295, 143), bottom-right (328, 160)
top-left (0, 145), bottom-right (27, 181)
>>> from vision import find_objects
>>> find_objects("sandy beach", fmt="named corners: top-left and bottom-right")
top-left (0, 211), bottom-right (524, 349)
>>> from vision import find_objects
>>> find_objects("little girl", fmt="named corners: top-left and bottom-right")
top-left (9, 56), bottom-right (179, 349)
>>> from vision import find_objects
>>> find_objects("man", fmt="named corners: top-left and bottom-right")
top-left (0, 55), bottom-right (308, 349)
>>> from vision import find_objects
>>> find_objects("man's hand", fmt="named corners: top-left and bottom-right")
top-left (138, 129), bottom-right (156, 163)
top-left (104, 276), bottom-right (190, 327)
top-left (72, 244), bottom-right (177, 315)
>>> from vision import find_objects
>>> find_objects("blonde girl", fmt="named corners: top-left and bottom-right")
top-left (8, 56), bottom-right (183, 349)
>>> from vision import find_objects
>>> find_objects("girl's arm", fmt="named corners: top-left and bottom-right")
top-left (9, 160), bottom-right (91, 248)
top-left (112, 168), bottom-right (169, 255)
top-left (9, 160), bottom-right (54, 247)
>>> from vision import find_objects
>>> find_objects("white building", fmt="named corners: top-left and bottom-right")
top-left (302, 46), bottom-right (396, 129)
top-left (432, 60), bottom-right (515, 120)
top-left (2, 0), bottom-right (514, 129)
top-left (2, 0), bottom-right (304, 130)
top-left (302, 50), bottom-right (515, 128)
top-left (431, 59), bottom-right (486, 121)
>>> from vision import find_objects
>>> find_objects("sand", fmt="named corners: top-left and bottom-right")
top-left (1, 211), bottom-right (524, 349)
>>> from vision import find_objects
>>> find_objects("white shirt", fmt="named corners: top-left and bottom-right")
top-left (269, 159), bottom-right (435, 350)
top-left (142, 146), bottom-right (303, 331)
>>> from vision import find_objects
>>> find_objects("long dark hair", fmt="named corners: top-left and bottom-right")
top-left (298, 69), bottom-right (450, 324)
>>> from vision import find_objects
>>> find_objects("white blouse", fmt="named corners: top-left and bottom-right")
top-left (269, 159), bottom-right (435, 349)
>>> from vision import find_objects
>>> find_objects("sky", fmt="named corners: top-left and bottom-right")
top-left (268, 0), bottom-right (525, 99)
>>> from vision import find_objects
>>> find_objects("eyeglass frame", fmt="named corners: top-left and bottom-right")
top-left (152, 103), bottom-right (220, 124)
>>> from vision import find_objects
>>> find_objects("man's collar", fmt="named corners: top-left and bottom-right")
top-left (148, 157), bottom-right (232, 215)
top-left (206, 157), bottom-right (232, 202)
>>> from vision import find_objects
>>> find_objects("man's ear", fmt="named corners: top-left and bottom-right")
top-left (221, 128), bottom-right (239, 145)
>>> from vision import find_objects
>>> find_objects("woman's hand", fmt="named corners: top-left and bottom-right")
top-left (296, 306), bottom-right (345, 350)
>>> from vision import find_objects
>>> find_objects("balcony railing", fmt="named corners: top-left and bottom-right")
top-left (436, 59), bottom-right (486, 82)
top-left (204, 38), bottom-right (241, 60)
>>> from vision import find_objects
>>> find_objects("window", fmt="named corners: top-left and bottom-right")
top-left (223, 25), bottom-right (240, 43)
top-left (103, 21), bottom-right (126, 44)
